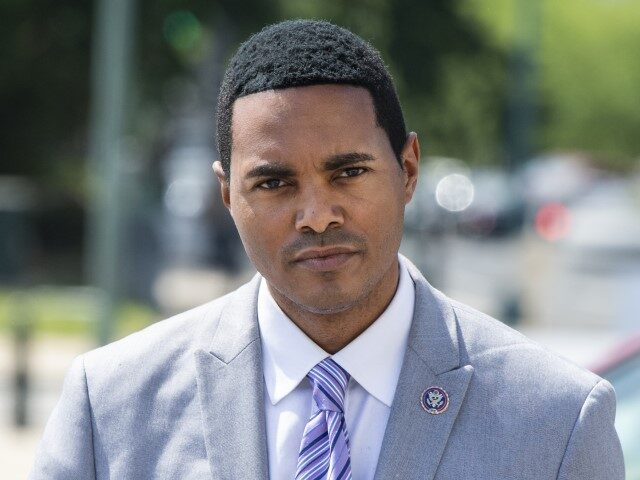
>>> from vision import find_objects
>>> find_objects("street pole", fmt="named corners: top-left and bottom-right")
top-left (507, 0), bottom-right (541, 169)
top-left (86, 0), bottom-right (136, 345)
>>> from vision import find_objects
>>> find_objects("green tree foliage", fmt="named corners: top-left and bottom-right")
top-left (468, 0), bottom-right (640, 169)
top-left (386, 0), bottom-right (508, 165)
top-left (0, 0), bottom-right (92, 179)
top-left (540, 0), bottom-right (640, 168)
top-left (136, 0), bottom-right (279, 102)
top-left (0, 0), bottom-right (280, 189)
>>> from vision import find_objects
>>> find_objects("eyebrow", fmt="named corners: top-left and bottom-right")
top-left (323, 152), bottom-right (375, 170)
top-left (243, 152), bottom-right (376, 180)
top-left (244, 162), bottom-right (296, 180)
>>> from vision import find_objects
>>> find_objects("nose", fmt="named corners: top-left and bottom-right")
top-left (294, 184), bottom-right (344, 233)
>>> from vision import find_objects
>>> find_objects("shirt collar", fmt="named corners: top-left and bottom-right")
top-left (258, 256), bottom-right (415, 407)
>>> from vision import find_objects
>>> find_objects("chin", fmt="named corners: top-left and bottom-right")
top-left (297, 300), bottom-right (354, 315)
top-left (291, 290), bottom-right (361, 315)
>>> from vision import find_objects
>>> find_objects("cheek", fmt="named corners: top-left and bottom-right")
top-left (360, 188), bottom-right (405, 246)
top-left (230, 200), bottom-right (259, 250)
top-left (231, 197), bottom-right (289, 260)
top-left (357, 179), bottom-right (404, 216)
top-left (341, 203), bottom-right (402, 289)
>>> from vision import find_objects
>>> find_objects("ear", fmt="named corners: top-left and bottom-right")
top-left (212, 161), bottom-right (231, 210)
top-left (399, 132), bottom-right (420, 204)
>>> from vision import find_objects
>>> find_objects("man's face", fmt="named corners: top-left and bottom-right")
top-left (216, 84), bottom-right (418, 315)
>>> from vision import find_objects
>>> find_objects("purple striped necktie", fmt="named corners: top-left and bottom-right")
top-left (295, 358), bottom-right (353, 480)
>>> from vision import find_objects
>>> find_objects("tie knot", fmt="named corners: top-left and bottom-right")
top-left (307, 358), bottom-right (350, 413)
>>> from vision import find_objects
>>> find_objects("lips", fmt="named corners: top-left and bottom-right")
top-left (292, 247), bottom-right (359, 272)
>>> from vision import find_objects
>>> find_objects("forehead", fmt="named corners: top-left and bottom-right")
top-left (232, 84), bottom-right (376, 127)
top-left (229, 85), bottom-right (386, 167)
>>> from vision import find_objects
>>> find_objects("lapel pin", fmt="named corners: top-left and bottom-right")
top-left (421, 386), bottom-right (449, 415)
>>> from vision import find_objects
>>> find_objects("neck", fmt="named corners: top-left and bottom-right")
top-left (269, 261), bottom-right (400, 353)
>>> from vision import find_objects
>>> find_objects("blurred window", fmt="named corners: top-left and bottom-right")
top-left (604, 353), bottom-right (640, 477)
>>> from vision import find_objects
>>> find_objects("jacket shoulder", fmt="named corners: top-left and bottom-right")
top-left (90, 293), bottom-right (226, 359)
top-left (80, 288), bottom-right (237, 393)
top-left (443, 298), bottom-right (623, 477)
top-left (450, 298), bottom-right (602, 399)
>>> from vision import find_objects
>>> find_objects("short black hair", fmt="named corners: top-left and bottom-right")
top-left (216, 19), bottom-right (407, 178)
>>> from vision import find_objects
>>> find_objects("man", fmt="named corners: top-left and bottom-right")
top-left (31, 19), bottom-right (624, 480)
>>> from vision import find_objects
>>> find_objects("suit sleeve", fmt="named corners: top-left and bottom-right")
top-left (556, 379), bottom-right (625, 480)
top-left (29, 355), bottom-right (96, 480)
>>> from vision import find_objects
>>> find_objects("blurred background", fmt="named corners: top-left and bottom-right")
top-left (1, 0), bottom-right (639, 476)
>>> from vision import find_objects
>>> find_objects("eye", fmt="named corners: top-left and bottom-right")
top-left (337, 167), bottom-right (367, 178)
top-left (257, 178), bottom-right (286, 189)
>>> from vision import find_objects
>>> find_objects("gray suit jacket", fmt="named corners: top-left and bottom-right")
top-left (31, 258), bottom-right (625, 479)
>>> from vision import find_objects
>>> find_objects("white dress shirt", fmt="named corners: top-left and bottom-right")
top-left (257, 257), bottom-right (415, 480)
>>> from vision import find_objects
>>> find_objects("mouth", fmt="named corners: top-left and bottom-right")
top-left (292, 247), bottom-right (360, 272)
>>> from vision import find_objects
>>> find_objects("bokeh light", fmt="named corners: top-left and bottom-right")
top-left (163, 11), bottom-right (203, 54)
top-left (535, 202), bottom-right (571, 241)
top-left (435, 173), bottom-right (475, 212)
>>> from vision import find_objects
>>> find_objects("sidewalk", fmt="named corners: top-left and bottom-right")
top-left (0, 335), bottom-right (93, 478)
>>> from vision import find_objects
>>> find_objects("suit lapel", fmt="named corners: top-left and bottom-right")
top-left (374, 257), bottom-right (474, 480)
top-left (194, 275), bottom-right (269, 480)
